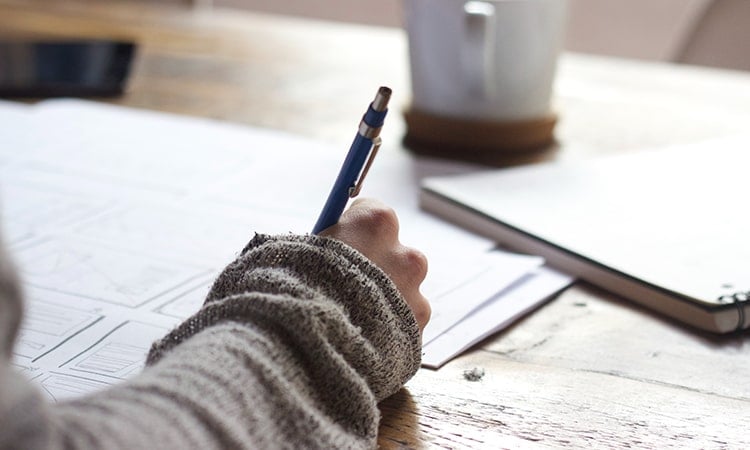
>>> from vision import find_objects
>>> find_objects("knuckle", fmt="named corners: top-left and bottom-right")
top-left (356, 205), bottom-right (399, 236)
top-left (414, 297), bottom-right (431, 326)
top-left (369, 206), bottom-right (399, 230)
top-left (402, 247), bottom-right (428, 281)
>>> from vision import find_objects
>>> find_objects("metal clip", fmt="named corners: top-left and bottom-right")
top-left (349, 136), bottom-right (381, 198)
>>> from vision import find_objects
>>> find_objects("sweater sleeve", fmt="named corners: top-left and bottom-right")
top-left (0, 233), bottom-right (421, 450)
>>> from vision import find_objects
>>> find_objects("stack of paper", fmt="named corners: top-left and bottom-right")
top-left (0, 99), bottom-right (572, 401)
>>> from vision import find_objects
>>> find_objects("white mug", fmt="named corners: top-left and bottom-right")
top-left (403, 0), bottom-right (567, 122)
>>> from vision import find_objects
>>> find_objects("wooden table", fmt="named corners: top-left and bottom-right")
top-left (2, 1), bottom-right (749, 448)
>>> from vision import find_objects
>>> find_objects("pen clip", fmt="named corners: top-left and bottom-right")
top-left (349, 136), bottom-right (381, 198)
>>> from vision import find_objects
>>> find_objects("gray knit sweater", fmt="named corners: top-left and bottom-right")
top-left (0, 233), bottom-right (422, 449)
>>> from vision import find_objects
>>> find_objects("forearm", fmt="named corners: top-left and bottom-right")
top-left (48, 234), bottom-right (421, 449)
top-left (54, 319), bottom-right (374, 449)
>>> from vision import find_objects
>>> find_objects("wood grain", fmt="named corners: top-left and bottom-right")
top-left (2, 1), bottom-right (749, 448)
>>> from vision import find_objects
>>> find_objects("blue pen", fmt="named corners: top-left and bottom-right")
top-left (312, 86), bottom-right (392, 234)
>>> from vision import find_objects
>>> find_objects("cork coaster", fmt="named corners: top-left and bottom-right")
top-left (403, 107), bottom-right (558, 164)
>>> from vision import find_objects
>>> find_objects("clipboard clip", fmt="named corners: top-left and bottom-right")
top-left (349, 135), bottom-right (381, 198)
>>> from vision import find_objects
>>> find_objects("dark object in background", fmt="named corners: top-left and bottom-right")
top-left (0, 40), bottom-right (136, 98)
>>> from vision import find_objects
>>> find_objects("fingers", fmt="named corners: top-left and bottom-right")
top-left (388, 245), bottom-right (428, 295)
top-left (388, 246), bottom-right (430, 332)
top-left (319, 198), bottom-right (431, 332)
top-left (409, 292), bottom-right (431, 331)
top-left (320, 198), bottom-right (395, 245)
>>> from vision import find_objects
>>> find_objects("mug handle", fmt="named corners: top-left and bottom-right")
top-left (463, 1), bottom-right (496, 99)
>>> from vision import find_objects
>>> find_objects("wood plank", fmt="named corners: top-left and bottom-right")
top-left (380, 355), bottom-right (749, 448)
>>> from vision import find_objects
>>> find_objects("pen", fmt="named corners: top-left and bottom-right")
top-left (312, 86), bottom-right (392, 234)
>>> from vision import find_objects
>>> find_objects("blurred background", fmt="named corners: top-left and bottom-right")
top-left (179, 0), bottom-right (750, 72)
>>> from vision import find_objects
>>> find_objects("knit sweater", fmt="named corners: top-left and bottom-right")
top-left (0, 233), bottom-right (422, 449)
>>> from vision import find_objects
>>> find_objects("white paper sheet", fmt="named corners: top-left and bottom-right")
top-left (1, 99), bottom-right (570, 399)
top-left (421, 251), bottom-right (543, 345)
top-left (422, 266), bottom-right (574, 368)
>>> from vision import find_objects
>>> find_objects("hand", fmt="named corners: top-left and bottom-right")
top-left (319, 198), bottom-right (431, 333)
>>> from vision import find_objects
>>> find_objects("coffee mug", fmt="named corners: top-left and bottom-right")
top-left (403, 0), bottom-right (567, 122)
